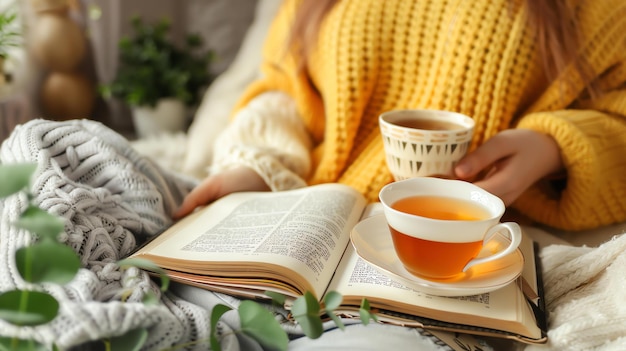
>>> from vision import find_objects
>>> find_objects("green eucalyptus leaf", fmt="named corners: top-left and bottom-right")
top-left (322, 292), bottom-right (345, 330)
top-left (0, 290), bottom-right (59, 326)
top-left (359, 308), bottom-right (372, 326)
top-left (108, 328), bottom-right (148, 351)
top-left (14, 206), bottom-right (64, 240)
top-left (359, 298), bottom-right (377, 325)
top-left (0, 336), bottom-right (48, 351)
top-left (264, 291), bottom-right (286, 306)
top-left (322, 291), bottom-right (342, 312)
top-left (239, 300), bottom-right (288, 351)
top-left (210, 304), bottom-right (232, 351)
top-left (16, 241), bottom-right (80, 284)
top-left (141, 291), bottom-right (159, 305)
top-left (117, 258), bottom-right (170, 292)
top-left (327, 312), bottom-right (345, 331)
top-left (360, 298), bottom-right (370, 310)
top-left (0, 163), bottom-right (36, 198)
top-left (291, 292), bottom-right (323, 339)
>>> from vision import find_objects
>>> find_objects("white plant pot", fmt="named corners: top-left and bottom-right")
top-left (131, 98), bottom-right (187, 138)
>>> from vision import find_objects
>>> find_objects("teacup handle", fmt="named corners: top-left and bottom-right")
top-left (462, 222), bottom-right (522, 272)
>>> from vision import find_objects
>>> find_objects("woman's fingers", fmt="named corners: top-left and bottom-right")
top-left (173, 176), bottom-right (221, 219)
top-left (455, 131), bottom-right (517, 180)
top-left (471, 157), bottom-right (525, 205)
top-left (455, 129), bottom-right (564, 205)
top-left (173, 167), bottom-right (271, 219)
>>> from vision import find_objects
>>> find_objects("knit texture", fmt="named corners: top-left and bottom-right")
top-left (234, 0), bottom-right (626, 230)
top-left (0, 119), bottom-right (241, 350)
top-left (211, 91), bottom-right (312, 192)
top-left (524, 232), bottom-right (626, 351)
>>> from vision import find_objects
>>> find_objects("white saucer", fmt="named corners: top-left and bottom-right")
top-left (350, 214), bottom-right (524, 296)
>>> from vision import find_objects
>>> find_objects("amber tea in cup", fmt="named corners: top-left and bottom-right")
top-left (379, 177), bottom-right (522, 280)
top-left (379, 109), bottom-right (475, 180)
top-left (391, 195), bottom-right (491, 221)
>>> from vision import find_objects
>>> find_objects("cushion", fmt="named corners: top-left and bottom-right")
top-left (182, 0), bottom-right (283, 179)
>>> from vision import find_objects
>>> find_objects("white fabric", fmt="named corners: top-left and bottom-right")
top-left (210, 91), bottom-right (312, 191)
top-left (524, 233), bottom-right (626, 351)
top-left (131, 131), bottom-right (189, 173)
top-left (287, 324), bottom-right (455, 351)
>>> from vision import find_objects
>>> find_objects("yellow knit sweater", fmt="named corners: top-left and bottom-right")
top-left (235, 0), bottom-right (626, 231)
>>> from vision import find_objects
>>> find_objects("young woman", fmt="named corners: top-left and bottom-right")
top-left (176, 0), bottom-right (626, 231)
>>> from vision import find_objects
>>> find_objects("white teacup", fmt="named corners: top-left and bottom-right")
top-left (379, 109), bottom-right (475, 180)
top-left (379, 177), bottom-right (522, 280)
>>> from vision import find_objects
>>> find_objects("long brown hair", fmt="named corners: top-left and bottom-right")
top-left (525, 1), bottom-right (597, 98)
top-left (288, 0), bottom-right (597, 99)
top-left (287, 0), bottom-right (336, 69)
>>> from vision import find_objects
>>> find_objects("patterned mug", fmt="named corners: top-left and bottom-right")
top-left (379, 109), bottom-right (475, 180)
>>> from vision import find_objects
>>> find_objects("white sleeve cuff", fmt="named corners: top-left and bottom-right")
top-left (210, 91), bottom-right (312, 191)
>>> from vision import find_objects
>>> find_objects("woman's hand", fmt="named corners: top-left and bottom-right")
top-left (174, 166), bottom-right (270, 219)
top-left (454, 129), bottom-right (564, 206)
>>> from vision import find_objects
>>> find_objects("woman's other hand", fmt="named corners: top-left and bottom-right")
top-left (454, 129), bottom-right (564, 206)
top-left (174, 167), bottom-right (270, 219)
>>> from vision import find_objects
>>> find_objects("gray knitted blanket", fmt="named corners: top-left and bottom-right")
top-left (0, 119), bottom-right (241, 350)
top-left (0, 119), bottom-right (457, 351)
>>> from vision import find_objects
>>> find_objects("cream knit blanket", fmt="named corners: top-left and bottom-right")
top-left (525, 232), bottom-right (626, 351)
top-left (1, 119), bottom-right (625, 350)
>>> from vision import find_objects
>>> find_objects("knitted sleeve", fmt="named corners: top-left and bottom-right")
top-left (511, 1), bottom-right (626, 231)
top-left (210, 91), bottom-right (313, 191)
top-left (513, 93), bottom-right (626, 230)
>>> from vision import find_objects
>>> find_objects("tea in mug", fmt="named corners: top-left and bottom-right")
top-left (389, 196), bottom-right (491, 279)
top-left (389, 231), bottom-right (483, 279)
top-left (392, 118), bottom-right (465, 131)
top-left (379, 178), bottom-right (522, 280)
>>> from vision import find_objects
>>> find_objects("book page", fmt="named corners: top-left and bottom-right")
top-left (134, 183), bottom-right (367, 297)
top-left (328, 246), bottom-right (522, 319)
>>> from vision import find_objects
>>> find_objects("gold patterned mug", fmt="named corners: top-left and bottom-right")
top-left (379, 109), bottom-right (475, 180)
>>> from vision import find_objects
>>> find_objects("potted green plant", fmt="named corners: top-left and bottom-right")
top-left (101, 17), bottom-right (214, 138)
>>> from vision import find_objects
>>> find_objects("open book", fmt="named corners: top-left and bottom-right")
top-left (132, 183), bottom-right (547, 344)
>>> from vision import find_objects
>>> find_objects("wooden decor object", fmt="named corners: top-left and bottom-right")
top-left (30, 14), bottom-right (86, 72)
top-left (40, 72), bottom-right (95, 120)
top-left (29, 0), bottom-right (95, 120)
